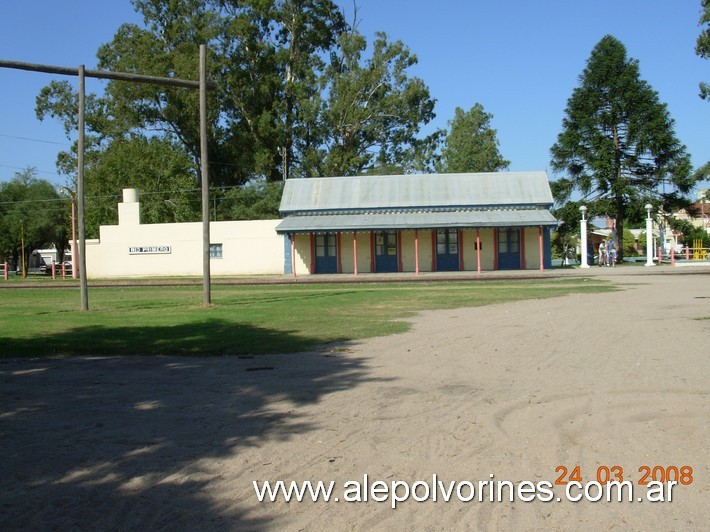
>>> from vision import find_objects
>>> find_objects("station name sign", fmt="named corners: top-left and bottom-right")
top-left (129, 245), bottom-right (172, 255)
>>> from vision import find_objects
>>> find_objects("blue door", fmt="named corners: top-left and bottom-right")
top-left (436, 229), bottom-right (459, 271)
top-left (315, 233), bottom-right (337, 273)
top-left (498, 228), bottom-right (521, 269)
top-left (375, 231), bottom-right (398, 272)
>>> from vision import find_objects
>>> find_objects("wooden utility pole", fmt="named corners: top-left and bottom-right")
top-left (77, 64), bottom-right (88, 310)
top-left (199, 44), bottom-right (211, 306)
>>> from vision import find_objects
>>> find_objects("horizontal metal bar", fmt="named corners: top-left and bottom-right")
top-left (0, 59), bottom-right (216, 90)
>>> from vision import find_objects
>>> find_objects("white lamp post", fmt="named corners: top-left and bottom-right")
top-left (579, 205), bottom-right (590, 268)
top-left (645, 204), bottom-right (655, 267)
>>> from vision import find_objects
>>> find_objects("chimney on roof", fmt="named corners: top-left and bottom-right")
top-left (118, 188), bottom-right (140, 226)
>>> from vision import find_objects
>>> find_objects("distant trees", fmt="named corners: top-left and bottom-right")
top-left (220, 179), bottom-right (284, 221)
top-left (315, 30), bottom-right (438, 177)
top-left (550, 35), bottom-right (694, 260)
top-left (80, 136), bottom-right (202, 236)
top-left (35, 0), bottom-right (441, 225)
top-left (0, 169), bottom-right (69, 271)
top-left (437, 104), bottom-right (509, 174)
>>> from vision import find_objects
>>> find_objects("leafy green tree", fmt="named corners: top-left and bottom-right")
top-left (92, 2), bottom-right (243, 186)
top-left (35, 0), bottom-right (441, 228)
top-left (437, 104), bottom-right (509, 173)
top-left (550, 35), bottom-right (694, 260)
top-left (83, 136), bottom-right (201, 237)
top-left (0, 169), bottom-right (69, 272)
top-left (271, 0), bottom-right (347, 180)
top-left (621, 227), bottom-right (637, 257)
top-left (670, 218), bottom-right (710, 247)
top-left (98, 0), bottom-right (347, 183)
top-left (550, 228), bottom-right (577, 264)
top-left (220, 179), bottom-right (284, 220)
top-left (694, 162), bottom-right (710, 184)
top-left (549, 196), bottom-right (586, 265)
top-left (37, 0), bottom-right (346, 186)
top-left (36, 80), bottom-right (202, 237)
top-left (697, 0), bottom-right (710, 100)
top-left (316, 30), bottom-right (438, 176)
top-left (637, 229), bottom-right (647, 251)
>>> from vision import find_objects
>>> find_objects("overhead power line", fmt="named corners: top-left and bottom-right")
top-left (0, 184), bottom-right (250, 206)
top-left (0, 133), bottom-right (68, 146)
top-left (0, 164), bottom-right (61, 177)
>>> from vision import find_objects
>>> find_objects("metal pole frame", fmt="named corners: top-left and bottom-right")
top-left (1, 50), bottom-right (215, 310)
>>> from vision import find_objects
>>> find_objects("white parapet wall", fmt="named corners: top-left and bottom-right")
top-left (85, 189), bottom-right (284, 278)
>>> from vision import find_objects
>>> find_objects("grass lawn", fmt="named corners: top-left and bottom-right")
top-left (0, 279), bottom-right (613, 357)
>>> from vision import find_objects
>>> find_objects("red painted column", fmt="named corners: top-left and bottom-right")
top-left (353, 232), bottom-right (358, 276)
top-left (51, 262), bottom-right (56, 280)
top-left (520, 227), bottom-right (526, 269)
top-left (4, 261), bottom-right (8, 280)
top-left (476, 229), bottom-right (481, 273)
top-left (686, 245), bottom-right (690, 261)
top-left (415, 229), bottom-right (420, 275)
top-left (539, 226), bottom-right (544, 271)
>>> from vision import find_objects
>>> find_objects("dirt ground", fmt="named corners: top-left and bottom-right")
top-left (1, 270), bottom-right (708, 530)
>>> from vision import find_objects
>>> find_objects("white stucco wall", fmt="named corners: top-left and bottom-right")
top-left (460, 228), bottom-right (495, 271)
top-left (85, 190), bottom-right (284, 278)
top-left (339, 231), bottom-right (371, 274)
top-left (522, 227), bottom-right (542, 270)
top-left (400, 230), bottom-right (432, 272)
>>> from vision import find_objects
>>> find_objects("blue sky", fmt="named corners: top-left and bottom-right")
top-left (1, 0), bottom-right (708, 190)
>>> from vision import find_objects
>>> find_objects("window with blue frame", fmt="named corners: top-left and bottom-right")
top-left (210, 243), bottom-right (223, 259)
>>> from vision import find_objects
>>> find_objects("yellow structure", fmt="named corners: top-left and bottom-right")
top-left (692, 239), bottom-right (708, 260)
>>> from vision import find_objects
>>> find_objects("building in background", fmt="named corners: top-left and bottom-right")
top-left (276, 172), bottom-right (557, 275)
top-left (84, 189), bottom-right (284, 278)
top-left (671, 189), bottom-right (710, 236)
top-left (82, 172), bottom-right (558, 278)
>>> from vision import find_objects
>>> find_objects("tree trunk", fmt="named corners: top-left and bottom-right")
top-left (615, 195), bottom-right (625, 262)
top-left (613, 123), bottom-right (625, 262)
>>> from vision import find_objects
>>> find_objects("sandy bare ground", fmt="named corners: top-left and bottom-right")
top-left (1, 271), bottom-right (708, 530)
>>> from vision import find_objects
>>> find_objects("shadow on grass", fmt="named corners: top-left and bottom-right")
top-left (1, 319), bottom-right (331, 357)
top-left (0, 322), bottom-right (385, 528)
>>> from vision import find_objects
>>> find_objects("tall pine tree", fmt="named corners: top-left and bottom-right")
top-left (550, 35), bottom-right (694, 259)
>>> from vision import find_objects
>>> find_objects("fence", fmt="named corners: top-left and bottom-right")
top-left (659, 243), bottom-right (710, 266)
top-left (1, 261), bottom-right (74, 280)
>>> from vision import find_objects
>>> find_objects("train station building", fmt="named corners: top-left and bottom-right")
top-left (276, 171), bottom-right (556, 275)
top-left (84, 171), bottom-right (557, 278)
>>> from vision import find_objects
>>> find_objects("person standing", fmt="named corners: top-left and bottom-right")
top-left (609, 242), bottom-right (617, 267)
top-left (598, 240), bottom-right (607, 267)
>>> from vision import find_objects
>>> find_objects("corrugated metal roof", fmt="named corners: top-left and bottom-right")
top-left (279, 171), bottom-right (554, 214)
top-left (275, 209), bottom-right (558, 234)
